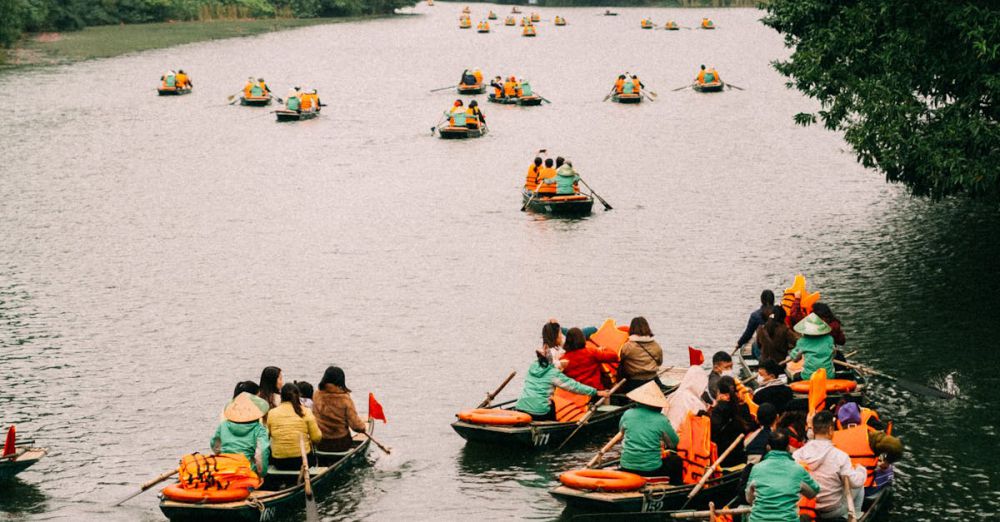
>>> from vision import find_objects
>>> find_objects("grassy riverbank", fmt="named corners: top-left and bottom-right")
top-left (1, 16), bottom-right (382, 68)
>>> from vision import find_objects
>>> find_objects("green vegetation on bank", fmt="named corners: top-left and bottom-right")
top-left (5, 17), bottom-right (368, 66)
top-left (763, 0), bottom-right (1000, 199)
top-left (0, 0), bottom-right (416, 50)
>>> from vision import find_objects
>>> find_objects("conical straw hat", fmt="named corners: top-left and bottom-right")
top-left (794, 313), bottom-right (832, 336)
top-left (626, 381), bottom-right (669, 408)
top-left (224, 392), bottom-right (270, 423)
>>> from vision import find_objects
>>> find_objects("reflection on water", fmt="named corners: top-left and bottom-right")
top-left (1, 2), bottom-right (999, 520)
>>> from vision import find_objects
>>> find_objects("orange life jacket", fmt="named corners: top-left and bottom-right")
top-left (176, 74), bottom-right (189, 88)
top-left (473, 70), bottom-right (483, 84)
top-left (552, 388), bottom-right (590, 422)
top-left (300, 94), bottom-right (314, 110)
top-left (632, 77), bottom-right (641, 92)
top-left (243, 83), bottom-right (253, 97)
top-left (676, 412), bottom-right (718, 484)
top-left (798, 495), bottom-right (817, 521)
top-left (832, 425), bottom-right (877, 487)
top-left (525, 165), bottom-right (541, 190)
top-left (537, 167), bottom-right (558, 193)
top-left (504, 81), bottom-right (517, 97)
top-left (178, 453), bottom-right (259, 490)
top-left (735, 381), bottom-right (759, 420)
top-left (615, 79), bottom-right (624, 94)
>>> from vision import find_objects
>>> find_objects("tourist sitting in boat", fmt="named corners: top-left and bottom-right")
top-left (736, 289), bottom-right (775, 356)
top-left (175, 69), bottom-right (192, 89)
top-left (514, 346), bottom-right (605, 421)
top-left (617, 317), bottom-right (664, 393)
top-left (243, 77), bottom-right (256, 97)
top-left (256, 78), bottom-right (271, 97)
top-left (536, 158), bottom-right (558, 196)
top-left (313, 366), bottom-right (368, 452)
top-left (559, 327), bottom-right (619, 390)
top-left (710, 376), bottom-right (757, 467)
top-left (752, 360), bottom-right (793, 413)
top-left (695, 64), bottom-right (721, 85)
top-left (812, 302), bottom-right (846, 348)
top-left (490, 76), bottom-right (505, 99)
top-left (630, 74), bottom-right (644, 94)
top-left (744, 402), bottom-right (778, 464)
top-left (617, 382), bottom-right (681, 479)
top-left (295, 381), bottom-right (314, 409)
top-left (459, 69), bottom-right (482, 87)
top-left (789, 313), bottom-right (836, 381)
top-left (746, 429), bottom-right (820, 521)
top-left (503, 76), bottom-right (519, 98)
top-left (540, 160), bottom-right (581, 195)
top-left (211, 392), bottom-right (271, 474)
top-left (794, 411), bottom-right (866, 519)
top-left (466, 100), bottom-right (486, 128)
top-left (258, 366), bottom-right (283, 412)
top-left (621, 77), bottom-right (638, 96)
top-left (233, 380), bottom-right (259, 398)
top-left (702, 351), bottom-right (733, 403)
top-left (777, 410), bottom-right (808, 449)
top-left (756, 306), bottom-right (798, 366)
top-left (300, 90), bottom-right (316, 112)
top-left (161, 70), bottom-right (177, 89)
top-left (285, 87), bottom-right (303, 112)
top-left (613, 74), bottom-right (626, 94)
top-left (524, 156), bottom-right (543, 191)
top-left (664, 366), bottom-right (709, 430)
top-left (833, 403), bottom-right (903, 494)
top-left (266, 384), bottom-right (322, 470)
top-left (517, 79), bottom-right (533, 97)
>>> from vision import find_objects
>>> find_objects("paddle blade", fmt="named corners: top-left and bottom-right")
top-left (3, 426), bottom-right (14, 457)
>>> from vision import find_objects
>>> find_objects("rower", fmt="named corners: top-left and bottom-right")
top-left (525, 156), bottom-right (544, 191)
top-left (211, 392), bottom-right (271, 473)
top-left (789, 313), bottom-right (836, 381)
top-left (794, 411), bottom-right (866, 520)
top-left (696, 64), bottom-right (707, 84)
top-left (243, 77), bottom-right (255, 98)
top-left (541, 158), bottom-right (580, 195)
top-left (614, 74), bottom-right (626, 94)
top-left (503, 76), bottom-right (519, 98)
top-left (536, 158), bottom-right (558, 195)
top-left (459, 69), bottom-right (477, 87)
top-left (737, 289), bottom-right (776, 357)
top-left (300, 88), bottom-right (315, 112)
top-left (161, 70), bottom-right (177, 89)
top-left (175, 69), bottom-right (191, 89)
top-left (285, 87), bottom-right (302, 112)
top-left (746, 429), bottom-right (820, 521)
top-left (490, 76), bottom-right (505, 99)
top-left (254, 78), bottom-right (270, 97)
top-left (466, 100), bottom-right (485, 128)
top-left (313, 366), bottom-right (368, 452)
top-left (631, 74), bottom-right (643, 94)
top-left (617, 382), bottom-right (680, 480)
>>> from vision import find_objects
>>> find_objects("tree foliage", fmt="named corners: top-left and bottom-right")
top-left (762, 0), bottom-right (1000, 199)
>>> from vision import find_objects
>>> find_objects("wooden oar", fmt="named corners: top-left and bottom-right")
top-left (602, 90), bottom-right (615, 102)
top-left (430, 114), bottom-right (449, 135)
top-left (299, 434), bottom-right (320, 522)
top-left (844, 475), bottom-right (858, 522)
top-left (559, 366), bottom-right (675, 451)
top-left (586, 431), bottom-right (623, 468)
top-left (361, 430), bottom-right (392, 455)
top-left (679, 433), bottom-right (745, 509)
top-left (429, 85), bottom-right (456, 93)
top-left (578, 177), bottom-right (612, 210)
top-left (477, 371), bottom-right (517, 408)
top-left (672, 84), bottom-right (691, 91)
top-left (642, 93), bottom-right (655, 103)
top-left (227, 93), bottom-right (242, 105)
top-left (833, 359), bottom-right (957, 400)
top-left (520, 185), bottom-right (542, 212)
top-left (726, 83), bottom-right (745, 91)
top-left (539, 95), bottom-right (552, 104)
top-left (113, 468), bottom-right (178, 506)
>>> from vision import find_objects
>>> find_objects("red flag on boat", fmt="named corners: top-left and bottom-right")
top-left (688, 347), bottom-right (705, 366)
top-left (369, 393), bottom-right (387, 423)
top-left (3, 426), bottom-right (15, 457)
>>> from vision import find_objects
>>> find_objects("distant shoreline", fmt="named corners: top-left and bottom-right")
top-left (434, 0), bottom-right (760, 7)
top-left (1, 15), bottom-right (398, 69)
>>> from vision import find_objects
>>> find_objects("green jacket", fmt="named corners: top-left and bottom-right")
top-left (211, 420), bottom-right (271, 473)
top-left (515, 360), bottom-right (596, 415)
top-left (619, 405), bottom-right (679, 471)
top-left (746, 450), bottom-right (820, 522)
top-left (543, 165), bottom-right (581, 195)
top-left (790, 335), bottom-right (835, 380)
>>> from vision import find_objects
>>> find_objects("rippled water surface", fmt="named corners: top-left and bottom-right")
top-left (2, 4), bottom-right (999, 521)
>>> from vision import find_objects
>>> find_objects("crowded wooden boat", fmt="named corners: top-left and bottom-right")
top-left (0, 427), bottom-right (46, 482)
top-left (157, 69), bottom-right (192, 95)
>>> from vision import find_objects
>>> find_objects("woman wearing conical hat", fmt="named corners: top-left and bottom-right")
top-left (617, 382), bottom-right (681, 481)
top-left (211, 392), bottom-right (271, 473)
top-left (788, 313), bottom-right (835, 381)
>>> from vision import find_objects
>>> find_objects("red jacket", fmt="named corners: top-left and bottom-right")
top-left (561, 347), bottom-right (619, 390)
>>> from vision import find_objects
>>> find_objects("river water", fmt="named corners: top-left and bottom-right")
top-left (2, 3), bottom-right (998, 521)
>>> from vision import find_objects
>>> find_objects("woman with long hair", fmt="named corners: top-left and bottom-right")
top-left (710, 376), bottom-right (757, 467)
top-left (514, 333), bottom-right (606, 421)
top-left (265, 383), bottom-right (321, 470)
top-left (313, 366), bottom-right (368, 452)
top-left (756, 306), bottom-right (799, 365)
top-left (560, 327), bottom-right (619, 390)
top-left (258, 366), bottom-right (283, 409)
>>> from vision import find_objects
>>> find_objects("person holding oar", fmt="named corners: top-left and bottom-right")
top-left (745, 429), bottom-right (821, 522)
top-left (794, 411), bottom-right (867, 521)
top-left (616, 382), bottom-right (683, 481)
top-left (312, 366), bottom-right (369, 452)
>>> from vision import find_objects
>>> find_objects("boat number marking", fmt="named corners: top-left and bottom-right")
top-left (531, 431), bottom-right (550, 447)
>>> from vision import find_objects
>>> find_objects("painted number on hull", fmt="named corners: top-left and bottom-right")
top-left (643, 498), bottom-right (664, 512)
top-left (532, 432), bottom-right (550, 447)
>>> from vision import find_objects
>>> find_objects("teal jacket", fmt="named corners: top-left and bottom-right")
top-left (746, 450), bottom-right (820, 522)
top-left (515, 360), bottom-right (596, 415)
top-left (542, 165), bottom-right (581, 195)
top-left (790, 335), bottom-right (835, 380)
top-left (619, 405), bottom-right (679, 471)
top-left (211, 420), bottom-right (271, 473)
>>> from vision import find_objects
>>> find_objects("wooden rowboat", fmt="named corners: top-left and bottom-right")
top-left (734, 347), bottom-right (868, 411)
top-left (158, 87), bottom-right (192, 96)
top-left (517, 96), bottom-right (543, 106)
top-left (0, 446), bottom-right (47, 482)
top-left (452, 400), bottom-right (631, 448)
top-left (438, 125), bottom-right (488, 139)
top-left (550, 460), bottom-right (745, 513)
top-left (521, 191), bottom-right (594, 216)
top-left (504, 17), bottom-right (515, 26)
top-left (612, 93), bottom-right (642, 104)
top-left (488, 95), bottom-right (518, 105)
top-left (240, 96), bottom-right (272, 106)
top-left (159, 421), bottom-right (373, 522)
top-left (664, 21), bottom-right (679, 30)
top-left (457, 84), bottom-right (485, 95)
top-left (522, 26), bottom-right (537, 37)
top-left (487, 12), bottom-right (497, 19)
top-left (275, 109), bottom-right (319, 122)
top-left (692, 82), bottom-right (725, 93)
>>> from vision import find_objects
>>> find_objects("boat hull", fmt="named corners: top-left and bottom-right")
top-left (438, 126), bottom-right (487, 139)
top-left (457, 85), bottom-right (485, 95)
top-left (240, 96), bottom-right (272, 106)
top-left (692, 82), bottom-right (725, 93)
top-left (158, 88), bottom-right (192, 96)
top-left (275, 110), bottom-right (318, 122)
top-left (612, 93), bottom-right (642, 104)
top-left (734, 347), bottom-right (867, 410)
top-left (522, 191), bottom-right (594, 217)
top-left (160, 423), bottom-right (373, 522)
top-left (452, 403), bottom-right (632, 448)
top-left (0, 448), bottom-right (46, 481)
top-left (551, 466), bottom-right (744, 513)
top-left (488, 95), bottom-right (518, 105)
top-left (517, 96), bottom-right (543, 106)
